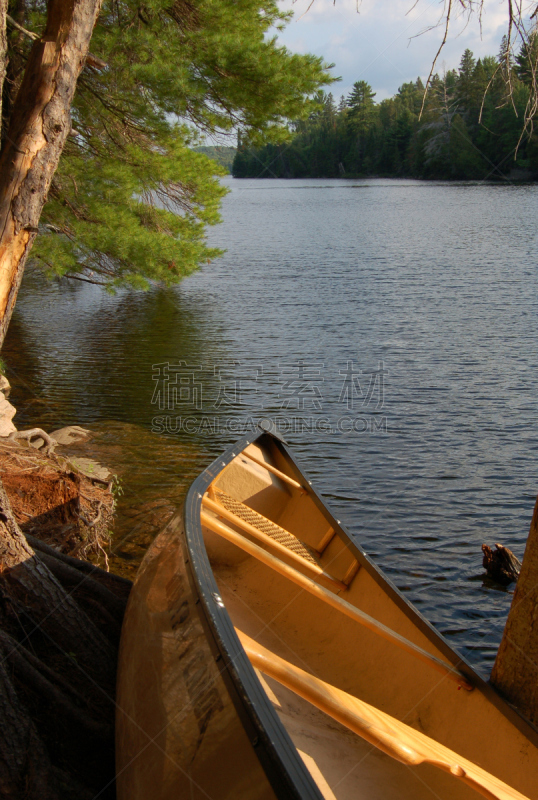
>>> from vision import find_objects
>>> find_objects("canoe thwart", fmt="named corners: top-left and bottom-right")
top-left (315, 526), bottom-right (336, 554)
top-left (242, 450), bottom-right (306, 491)
top-left (237, 631), bottom-right (528, 800)
top-left (200, 509), bottom-right (473, 691)
top-left (202, 492), bottom-right (347, 592)
top-left (342, 559), bottom-right (360, 586)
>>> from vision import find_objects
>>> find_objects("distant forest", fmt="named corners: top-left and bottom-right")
top-left (193, 146), bottom-right (236, 173)
top-left (233, 37), bottom-right (538, 181)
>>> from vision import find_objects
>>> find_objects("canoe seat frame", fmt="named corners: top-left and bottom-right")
top-left (200, 502), bottom-right (473, 692)
top-left (237, 631), bottom-right (528, 800)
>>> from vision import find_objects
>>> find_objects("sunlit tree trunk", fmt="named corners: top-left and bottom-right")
top-left (0, 0), bottom-right (102, 347)
top-left (491, 496), bottom-right (538, 724)
top-left (0, 0), bottom-right (6, 140)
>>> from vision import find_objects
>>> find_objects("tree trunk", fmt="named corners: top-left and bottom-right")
top-left (0, 0), bottom-right (7, 140)
top-left (0, 0), bottom-right (102, 347)
top-left (0, 655), bottom-right (59, 799)
top-left (491, 495), bottom-right (538, 724)
top-left (0, 478), bottom-right (127, 797)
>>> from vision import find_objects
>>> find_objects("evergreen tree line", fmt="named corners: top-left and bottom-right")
top-left (233, 37), bottom-right (538, 180)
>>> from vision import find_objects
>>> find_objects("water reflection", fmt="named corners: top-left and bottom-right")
top-left (5, 269), bottom-right (229, 444)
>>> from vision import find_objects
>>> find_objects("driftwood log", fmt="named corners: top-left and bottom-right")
top-left (482, 543), bottom-right (521, 585)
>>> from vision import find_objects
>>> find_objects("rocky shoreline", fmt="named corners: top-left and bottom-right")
top-left (0, 376), bottom-right (116, 563)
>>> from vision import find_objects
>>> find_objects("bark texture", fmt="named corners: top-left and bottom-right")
top-left (0, 0), bottom-right (102, 347)
top-left (0, 478), bottom-right (130, 798)
top-left (0, 0), bottom-right (7, 139)
top-left (491, 496), bottom-right (538, 723)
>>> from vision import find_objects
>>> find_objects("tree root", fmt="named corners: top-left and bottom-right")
top-left (8, 428), bottom-right (57, 454)
top-left (34, 550), bottom-right (127, 622)
top-left (0, 630), bottom-right (113, 740)
top-left (0, 656), bottom-right (59, 799)
top-left (81, 496), bottom-right (105, 528)
top-left (24, 532), bottom-right (132, 592)
top-left (78, 595), bottom-right (122, 644)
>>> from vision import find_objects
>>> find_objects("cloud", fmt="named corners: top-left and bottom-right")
top-left (277, 0), bottom-right (511, 99)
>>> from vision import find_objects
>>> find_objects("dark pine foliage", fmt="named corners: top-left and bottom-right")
top-left (233, 38), bottom-right (538, 181)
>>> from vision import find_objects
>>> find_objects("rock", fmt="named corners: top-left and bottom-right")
top-left (68, 456), bottom-right (111, 482)
top-left (0, 375), bottom-right (11, 397)
top-left (0, 391), bottom-right (16, 437)
top-left (51, 425), bottom-right (92, 446)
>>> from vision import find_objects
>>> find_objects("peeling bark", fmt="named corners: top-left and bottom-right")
top-left (0, 0), bottom-right (7, 140)
top-left (0, 0), bottom-right (103, 346)
top-left (491, 496), bottom-right (538, 724)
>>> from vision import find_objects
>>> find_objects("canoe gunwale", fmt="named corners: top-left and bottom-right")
top-left (182, 427), bottom-right (538, 799)
top-left (184, 429), bottom-right (325, 799)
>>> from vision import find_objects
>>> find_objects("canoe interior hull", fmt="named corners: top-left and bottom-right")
top-left (117, 431), bottom-right (538, 800)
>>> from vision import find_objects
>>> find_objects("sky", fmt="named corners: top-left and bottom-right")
top-left (276, 0), bottom-right (513, 102)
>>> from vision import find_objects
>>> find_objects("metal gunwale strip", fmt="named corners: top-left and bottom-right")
top-left (183, 428), bottom-right (325, 800)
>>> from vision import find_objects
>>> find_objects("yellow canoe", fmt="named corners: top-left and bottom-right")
top-left (116, 429), bottom-right (538, 800)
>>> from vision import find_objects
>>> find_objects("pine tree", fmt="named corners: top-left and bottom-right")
top-left (498, 34), bottom-right (514, 81)
top-left (515, 30), bottom-right (538, 88)
top-left (231, 36), bottom-right (538, 182)
top-left (9, 0), bottom-right (332, 291)
top-left (456, 48), bottom-right (477, 115)
top-left (346, 80), bottom-right (376, 132)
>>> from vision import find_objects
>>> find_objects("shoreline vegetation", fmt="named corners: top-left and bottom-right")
top-left (233, 38), bottom-right (538, 183)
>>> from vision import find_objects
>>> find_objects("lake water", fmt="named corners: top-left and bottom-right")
top-left (6, 176), bottom-right (538, 675)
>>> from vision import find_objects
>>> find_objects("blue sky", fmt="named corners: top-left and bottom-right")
top-left (276, 0), bottom-right (511, 102)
